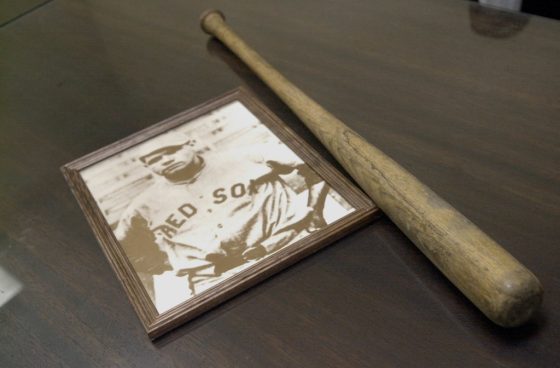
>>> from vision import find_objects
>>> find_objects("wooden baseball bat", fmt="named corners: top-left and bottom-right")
top-left (199, 9), bottom-right (543, 327)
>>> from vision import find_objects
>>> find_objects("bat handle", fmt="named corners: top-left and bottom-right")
top-left (200, 10), bottom-right (543, 327)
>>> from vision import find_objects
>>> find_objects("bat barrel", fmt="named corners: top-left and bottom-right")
top-left (200, 10), bottom-right (543, 327)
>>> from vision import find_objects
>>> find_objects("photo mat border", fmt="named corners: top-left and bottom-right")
top-left (62, 88), bottom-right (379, 339)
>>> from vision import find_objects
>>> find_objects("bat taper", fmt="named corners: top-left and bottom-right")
top-left (200, 9), bottom-right (543, 327)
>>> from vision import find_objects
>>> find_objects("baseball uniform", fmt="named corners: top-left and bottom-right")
top-left (116, 141), bottom-right (323, 298)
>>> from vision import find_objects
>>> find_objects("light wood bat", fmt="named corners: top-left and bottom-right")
top-left (199, 9), bottom-right (543, 327)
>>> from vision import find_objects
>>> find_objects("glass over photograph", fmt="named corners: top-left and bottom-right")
top-left (81, 101), bottom-right (356, 313)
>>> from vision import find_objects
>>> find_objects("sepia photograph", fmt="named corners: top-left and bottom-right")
top-left (63, 89), bottom-right (377, 337)
top-left (80, 99), bottom-right (358, 313)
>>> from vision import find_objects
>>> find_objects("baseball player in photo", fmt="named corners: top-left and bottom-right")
top-left (114, 133), bottom-right (330, 308)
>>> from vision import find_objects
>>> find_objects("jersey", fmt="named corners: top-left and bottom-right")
top-left (115, 142), bottom-right (314, 278)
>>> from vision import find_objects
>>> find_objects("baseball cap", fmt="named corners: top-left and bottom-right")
top-left (138, 132), bottom-right (194, 163)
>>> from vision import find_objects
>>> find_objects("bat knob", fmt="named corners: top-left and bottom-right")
top-left (200, 9), bottom-right (226, 35)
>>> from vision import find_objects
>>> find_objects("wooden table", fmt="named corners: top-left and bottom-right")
top-left (1, 0), bottom-right (559, 366)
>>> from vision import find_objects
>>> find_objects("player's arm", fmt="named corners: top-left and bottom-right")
top-left (114, 205), bottom-right (140, 242)
top-left (242, 175), bottom-right (330, 261)
top-left (264, 160), bottom-right (329, 233)
top-left (114, 207), bottom-right (172, 275)
top-left (262, 142), bottom-right (325, 192)
top-left (259, 178), bottom-right (328, 240)
top-left (256, 141), bottom-right (304, 173)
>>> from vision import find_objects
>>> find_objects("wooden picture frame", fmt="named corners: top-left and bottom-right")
top-left (62, 88), bottom-right (378, 339)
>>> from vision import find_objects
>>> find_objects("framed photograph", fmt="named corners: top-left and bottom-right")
top-left (62, 88), bottom-right (378, 339)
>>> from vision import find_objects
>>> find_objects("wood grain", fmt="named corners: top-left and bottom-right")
top-left (200, 9), bottom-right (543, 327)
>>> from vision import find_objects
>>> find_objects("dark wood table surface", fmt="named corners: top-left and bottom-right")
top-left (1, 0), bottom-right (559, 366)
